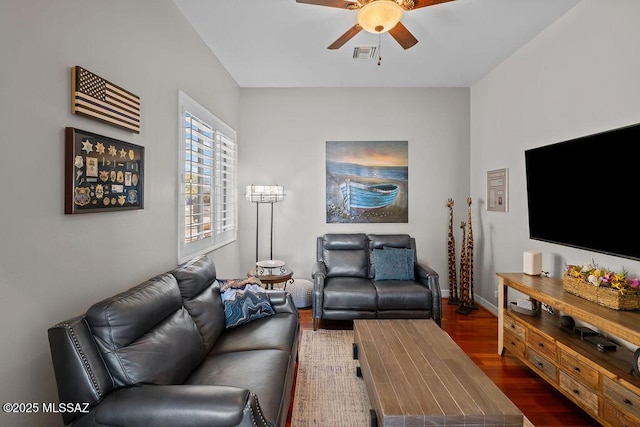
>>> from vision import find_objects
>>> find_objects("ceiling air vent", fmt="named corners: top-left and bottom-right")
top-left (353, 46), bottom-right (377, 61)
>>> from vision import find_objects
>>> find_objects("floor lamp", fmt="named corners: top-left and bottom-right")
top-left (245, 185), bottom-right (285, 263)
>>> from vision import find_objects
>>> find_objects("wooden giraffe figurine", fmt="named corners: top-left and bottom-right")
top-left (456, 221), bottom-right (472, 315)
top-left (447, 199), bottom-right (459, 305)
top-left (467, 197), bottom-right (477, 310)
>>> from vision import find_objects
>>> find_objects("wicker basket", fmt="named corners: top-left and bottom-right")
top-left (562, 274), bottom-right (640, 310)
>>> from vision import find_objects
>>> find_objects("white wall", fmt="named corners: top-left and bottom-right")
top-left (0, 1), bottom-right (241, 425)
top-left (471, 0), bottom-right (640, 310)
top-left (238, 88), bottom-right (470, 286)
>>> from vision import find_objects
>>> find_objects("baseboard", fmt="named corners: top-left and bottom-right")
top-left (474, 294), bottom-right (498, 316)
top-left (442, 290), bottom-right (498, 317)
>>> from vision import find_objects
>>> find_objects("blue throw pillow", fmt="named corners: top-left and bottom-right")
top-left (374, 247), bottom-right (416, 281)
top-left (383, 246), bottom-right (415, 280)
top-left (220, 281), bottom-right (274, 328)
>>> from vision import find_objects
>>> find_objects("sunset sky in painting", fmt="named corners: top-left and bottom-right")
top-left (326, 141), bottom-right (408, 167)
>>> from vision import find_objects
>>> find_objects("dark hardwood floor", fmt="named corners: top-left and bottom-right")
top-left (286, 300), bottom-right (599, 426)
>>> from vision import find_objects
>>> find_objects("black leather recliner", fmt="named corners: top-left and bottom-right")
top-left (48, 255), bottom-right (299, 427)
top-left (311, 233), bottom-right (441, 330)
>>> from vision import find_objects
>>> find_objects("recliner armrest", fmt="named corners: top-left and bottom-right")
top-left (416, 262), bottom-right (442, 326)
top-left (266, 290), bottom-right (298, 315)
top-left (94, 385), bottom-right (271, 427)
top-left (311, 261), bottom-right (326, 279)
top-left (311, 261), bottom-right (327, 327)
top-left (416, 262), bottom-right (438, 280)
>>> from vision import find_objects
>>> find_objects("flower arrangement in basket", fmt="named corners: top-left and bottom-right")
top-left (563, 262), bottom-right (640, 310)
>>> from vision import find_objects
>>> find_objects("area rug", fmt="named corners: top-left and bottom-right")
top-left (291, 329), bottom-right (370, 426)
top-left (291, 329), bottom-right (534, 427)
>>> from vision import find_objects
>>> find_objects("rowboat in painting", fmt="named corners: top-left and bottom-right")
top-left (340, 179), bottom-right (399, 211)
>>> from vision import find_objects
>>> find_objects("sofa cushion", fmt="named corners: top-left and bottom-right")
top-left (211, 312), bottom-right (298, 355)
top-left (185, 349), bottom-right (290, 425)
top-left (323, 233), bottom-right (368, 250)
top-left (373, 280), bottom-right (432, 310)
top-left (367, 234), bottom-right (411, 249)
top-left (183, 284), bottom-right (226, 353)
top-left (221, 282), bottom-right (275, 328)
top-left (86, 274), bottom-right (205, 387)
top-left (172, 255), bottom-right (217, 299)
top-left (368, 234), bottom-right (412, 250)
top-left (173, 255), bottom-right (225, 353)
top-left (322, 234), bottom-right (369, 278)
top-left (323, 277), bottom-right (377, 310)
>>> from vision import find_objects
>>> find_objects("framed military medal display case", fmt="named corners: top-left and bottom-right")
top-left (65, 127), bottom-right (144, 214)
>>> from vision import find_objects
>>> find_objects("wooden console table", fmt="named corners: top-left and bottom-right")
top-left (498, 273), bottom-right (640, 426)
top-left (354, 319), bottom-right (523, 426)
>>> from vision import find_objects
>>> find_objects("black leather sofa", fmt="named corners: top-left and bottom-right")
top-left (312, 233), bottom-right (441, 330)
top-left (48, 255), bottom-right (299, 427)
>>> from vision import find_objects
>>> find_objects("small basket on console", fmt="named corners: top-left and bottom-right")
top-left (509, 299), bottom-right (539, 316)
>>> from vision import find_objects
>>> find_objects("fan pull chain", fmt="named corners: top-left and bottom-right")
top-left (377, 34), bottom-right (382, 66)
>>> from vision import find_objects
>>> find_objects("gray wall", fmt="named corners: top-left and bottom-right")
top-left (470, 0), bottom-right (640, 311)
top-left (0, 1), bottom-right (241, 425)
top-left (238, 88), bottom-right (471, 287)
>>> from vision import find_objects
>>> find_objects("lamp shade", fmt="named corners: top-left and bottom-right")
top-left (357, 0), bottom-right (403, 34)
top-left (245, 185), bottom-right (285, 203)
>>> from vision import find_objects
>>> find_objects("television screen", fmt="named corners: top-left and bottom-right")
top-left (524, 122), bottom-right (640, 261)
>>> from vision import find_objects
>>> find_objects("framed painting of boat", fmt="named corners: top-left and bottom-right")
top-left (326, 141), bottom-right (408, 223)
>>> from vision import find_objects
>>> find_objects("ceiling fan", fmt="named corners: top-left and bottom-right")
top-left (296, 0), bottom-right (456, 50)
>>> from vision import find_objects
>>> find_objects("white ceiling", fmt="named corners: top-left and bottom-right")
top-left (173, 0), bottom-right (580, 88)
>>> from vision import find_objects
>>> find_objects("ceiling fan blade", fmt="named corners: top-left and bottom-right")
top-left (328, 24), bottom-right (362, 49)
top-left (296, 0), bottom-right (358, 9)
top-left (410, 0), bottom-right (455, 10)
top-left (388, 22), bottom-right (418, 49)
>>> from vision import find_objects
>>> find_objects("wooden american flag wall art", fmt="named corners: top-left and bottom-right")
top-left (71, 66), bottom-right (141, 133)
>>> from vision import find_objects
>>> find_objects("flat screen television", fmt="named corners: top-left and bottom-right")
top-left (524, 122), bottom-right (640, 261)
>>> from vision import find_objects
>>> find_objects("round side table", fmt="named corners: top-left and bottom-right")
top-left (249, 261), bottom-right (293, 290)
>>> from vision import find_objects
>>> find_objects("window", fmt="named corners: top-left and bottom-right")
top-left (178, 91), bottom-right (237, 262)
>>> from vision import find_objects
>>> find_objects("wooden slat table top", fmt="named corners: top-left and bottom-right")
top-left (354, 319), bottom-right (523, 426)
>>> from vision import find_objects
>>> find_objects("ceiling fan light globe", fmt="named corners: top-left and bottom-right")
top-left (357, 0), bottom-right (403, 34)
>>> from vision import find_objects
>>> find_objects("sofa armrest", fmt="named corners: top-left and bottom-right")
top-left (94, 385), bottom-right (271, 427)
top-left (415, 263), bottom-right (442, 326)
top-left (311, 261), bottom-right (327, 325)
top-left (311, 261), bottom-right (326, 280)
top-left (266, 290), bottom-right (298, 315)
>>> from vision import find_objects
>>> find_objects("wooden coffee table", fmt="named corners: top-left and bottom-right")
top-left (354, 319), bottom-right (523, 426)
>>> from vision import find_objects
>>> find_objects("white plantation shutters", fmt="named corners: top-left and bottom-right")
top-left (215, 131), bottom-right (237, 243)
top-left (179, 91), bottom-right (237, 262)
